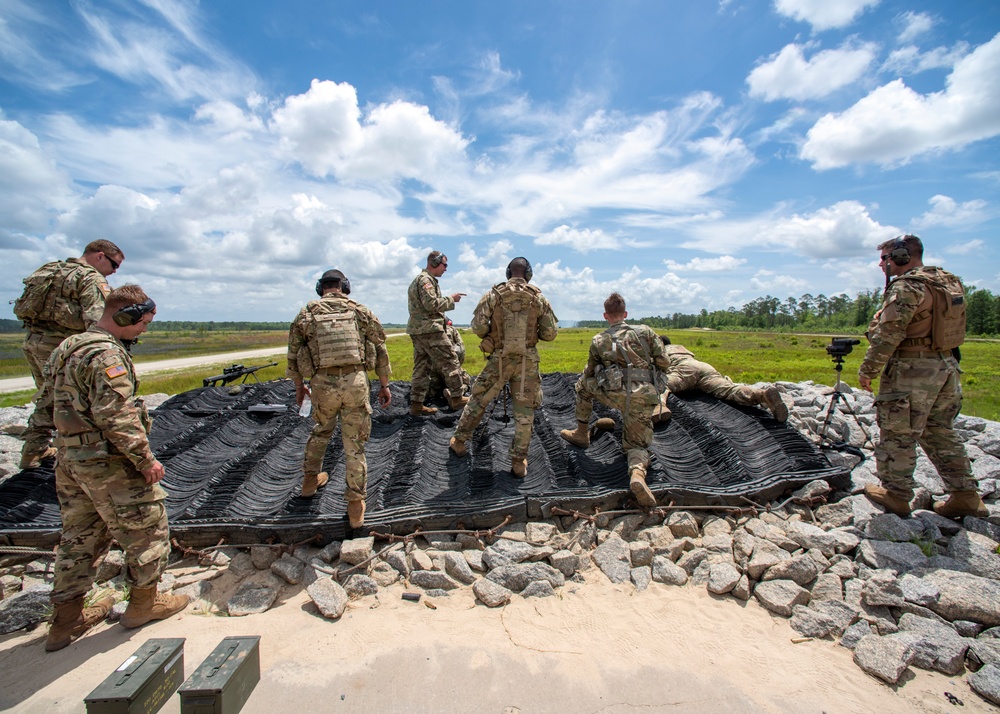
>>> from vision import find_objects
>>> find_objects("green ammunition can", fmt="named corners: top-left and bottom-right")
top-left (178, 636), bottom-right (261, 714)
top-left (84, 638), bottom-right (185, 714)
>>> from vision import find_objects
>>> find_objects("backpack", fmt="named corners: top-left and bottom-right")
top-left (307, 298), bottom-right (364, 369)
top-left (896, 271), bottom-right (966, 351)
top-left (486, 282), bottom-right (543, 356)
top-left (14, 261), bottom-right (88, 330)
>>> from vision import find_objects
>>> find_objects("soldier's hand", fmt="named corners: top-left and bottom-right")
top-left (378, 385), bottom-right (392, 408)
top-left (142, 460), bottom-right (166, 485)
top-left (451, 292), bottom-right (466, 303)
top-left (858, 375), bottom-right (873, 393)
top-left (295, 382), bottom-right (311, 406)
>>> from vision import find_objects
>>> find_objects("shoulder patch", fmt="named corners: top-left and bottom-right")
top-left (105, 364), bottom-right (127, 379)
top-left (99, 282), bottom-right (111, 296)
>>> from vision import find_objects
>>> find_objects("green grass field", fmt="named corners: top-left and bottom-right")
top-left (2, 328), bottom-right (998, 420)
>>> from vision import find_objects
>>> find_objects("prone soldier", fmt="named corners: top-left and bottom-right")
top-left (448, 257), bottom-right (558, 478)
top-left (15, 240), bottom-right (124, 468)
top-left (858, 234), bottom-right (986, 519)
top-left (22, 284), bottom-right (188, 651)
top-left (286, 269), bottom-right (392, 528)
top-left (426, 319), bottom-right (472, 401)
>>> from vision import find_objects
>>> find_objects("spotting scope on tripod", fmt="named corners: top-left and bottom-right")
top-left (818, 337), bottom-right (873, 454)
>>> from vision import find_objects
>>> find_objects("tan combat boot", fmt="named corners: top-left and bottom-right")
top-left (45, 595), bottom-right (116, 652)
top-left (19, 446), bottom-right (58, 470)
top-left (863, 484), bottom-right (913, 517)
top-left (446, 391), bottom-right (469, 411)
top-left (933, 491), bottom-right (990, 519)
top-left (120, 585), bottom-right (189, 629)
top-left (630, 465), bottom-right (656, 507)
top-left (511, 458), bottom-right (527, 479)
top-left (560, 421), bottom-right (590, 449)
top-left (347, 499), bottom-right (366, 529)
top-left (449, 436), bottom-right (468, 457)
top-left (302, 471), bottom-right (329, 498)
top-left (760, 386), bottom-right (789, 423)
top-left (652, 404), bottom-right (672, 424)
top-left (410, 402), bottom-right (438, 416)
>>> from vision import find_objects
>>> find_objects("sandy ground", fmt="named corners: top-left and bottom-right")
top-left (0, 566), bottom-right (990, 714)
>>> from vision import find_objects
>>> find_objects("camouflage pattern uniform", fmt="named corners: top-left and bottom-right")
top-left (23, 327), bottom-right (167, 605)
top-left (657, 344), bottom-right (767, 408)
top-left (427, 323), bottom-right (471, 399)
top-left (287, 294), bottom-right (391, 503)
top-left (453, 279), bottom-right (558, 461)
top-left (407, 270), bottom-right (465, 404)
top-left (575, 322), bottom-right (671, 471)
top-left (858, 266), bottom-right (977, 497)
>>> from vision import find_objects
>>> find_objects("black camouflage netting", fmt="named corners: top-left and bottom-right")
top-left (0, 375), bottom-right (845, 545)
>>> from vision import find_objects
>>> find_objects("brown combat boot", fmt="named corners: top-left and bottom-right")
top-left (652, 404), bottom-right (673, 424)
top-left (760, 387), bottom-right (789, 423)
top-left (630, 465), bottom-right (656, 507)
top-left (120, 585), bottom-right (189, 629)
top-left (19, 446), bottom-right (58, 470)
top-left (446, 391), bottom-right (469, 411)
top-left (863, 484), bottom-right (913, 517)
top-left (410, 402), bottom-right (438, 416)
top-left (347, 499), bottom-right (366, 529)
top-left (933, 491), bottom-right (990, 519)
top-left (45, 595), bottom-right (116, 652)
top-left (449, 436), bottom-right (468, 457)
top-left (511, 458), bottom-right (527, 479)
top-left (560, 421), bottom-right (590, 449)
top-left (302, 471), bottom-right (329, 498)
top-left (590, 417), bottom-right (617, 439)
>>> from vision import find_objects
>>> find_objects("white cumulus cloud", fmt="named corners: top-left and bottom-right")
top-left (663, 256), bottom-right (747, 272)
top-left (774, 0), bottom-right (881, 32)
top-left (912, 195), bottom-right (989, 229)
top-left (896, 11), bottom-right (934, 44)
top-left (748, 42), bottom-right (877, 101)
top-left (534, 225), bottom-right (620, 252)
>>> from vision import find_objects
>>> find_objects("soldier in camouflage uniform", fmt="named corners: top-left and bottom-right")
top-left (22, 284), bottom-right (188, 651)
top-left (427, 320), bottom-right (472, 401)
top-left (652, 336), bottom-right (788, 423)
top-left (15, 240), bottom-right (124, 469)
top-left (448, 258), bottom-right (558, 478)
top-left (858, 234), bottom-right (985, 519)
top-left (560, 293), bottom-right (670, 507)
top-left (406, 251), bottom-right (469, 415)
top-left (287, 269), bottom-right (392, 528)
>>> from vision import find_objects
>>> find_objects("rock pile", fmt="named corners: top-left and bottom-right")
top-left (2, 382), bottom-right (1000, 705)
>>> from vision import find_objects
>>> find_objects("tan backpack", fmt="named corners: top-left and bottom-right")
top-left (896, 271), bottom-right (966, 351)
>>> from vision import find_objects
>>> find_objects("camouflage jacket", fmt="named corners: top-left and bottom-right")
top-left (470, 278), bottom-right (558, 351)
top-left (20, 257), bottom-right (111, 337)
top-left (406, 270), bottom-right (454, 335)
top-left (286, 294), bottom-right (391, 382)
top-left (858, 266), bottom-right (957, 379)
top-left (26, 326), bottom-right (156, 471)
top-left (584, 322), bottom-right (670, 382)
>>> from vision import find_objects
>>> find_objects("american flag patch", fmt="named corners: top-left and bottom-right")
top-left (105, 364), bottom-right (127, 379)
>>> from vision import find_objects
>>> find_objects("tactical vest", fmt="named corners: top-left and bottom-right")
top-left (486, 282), bottom-right (543, 356)
top-left (895, 270), bottom-right (966, 351)
top-left (307, 298), bottom-right (364, 369)
top-left (14, 260), bottom-right (95, 331)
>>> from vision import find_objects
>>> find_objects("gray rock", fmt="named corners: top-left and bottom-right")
top-left (382, 547), bottom-right (410, 576)
top-left (783, 520), bottom-right (838, 556)
top-left (747, 539), bottom-right (791, 580)
top-left (370, 561), bottom-right (400, 587)
top-left (701, 516), bottom-right (733, 537)
top-left (840, 620), bottom-right (874, 649)
top-left (919, 569), bottom-right (1000, 625)
top-left (745, 519), bottom-right (798, 551)
top-left (227, 578), bottom-right (281, 616)
top-left (628, 540), bottom-right (654, 567)
top-left (731, 529), bottom-right (755, 569)
top-left (924, 555), bottom-right (972, 573)
top-left (226, 552), bottom-right (255, 579)
top-left (318, 541), bottom-right (342, 563)
top-left (174, 580), bottom-right (212, 603)
top-left (1, 574), bottom-right (21, 599)
top-left (591, 536), bottom-right (631, 584)
top-left (896, 613), bottom-right (969, 675)
top-left (948, 530), bottom-right (1000, 580)
top-left (345, 574), bottom-right (379, 599)
top-left (862, 570), bottom-right (904, 608)
top-left (826, 555), bottom-right (857, 579)
top-left (690, 561), bottom-right (712, 587)
top-left (525, 522), bottom-right (557, 545)
top-left (464, 549), bottom-right (486, 572)
top-left (473, 578), bottom-right (512, 607)
top-left (980, 626), bottom-right (1000, 639)
top-left (96, 550), bottom-right (125, 582)
top-left (423, 589), bottom-right (451, 598)
top-left (676, 547), bottom-right (711, 576)
top-left (270, 554), bottom-right (306, 585)
top-left (732, 574), bottom-right (751, 601)
top-left (486, 562), bottom-right (565, 593)
top-left (307, 577), bottom-right (349, 619)
top-left (913, 510), bottom-right (965, 537)
top-left (609, 513), bottom-right (646, 541)
top-left (567, 519), bottom-right (597, 550)
top-left (898, 572), bottom-right (940, 607)
top-left (968, 639), bottom-right (1000, 668)
top-left (811, 599), bottom-right (859, 635)
top-left (522, 580), bottom-right (556, 598)
top-left (172, 569), bottom-right (223, 588)
top-left (666, 511), bottom-right (700, 538)
top-left (828, 528), bottom-right (862, 554)
top-left (707, 562), bottom-right (741, 595)
top-left (550, 550), bottom-right (580, 577)
top-left (630, 566), bottom-right (652, 592)
top-left (792, 479), bottom-right (831, 502)
top-left (637, 525), bottom-right (675, 551)
top-left (702, 534), bottom-right (733, 555)
top-left (969, 664), bottom-right (1000, 706)
top-left (443, 552), bottom-right (477, 585)
top-left (864, 513), bottom-right (925, 542)
top-left (810, 573), bottom-right (843, 602)
top-left (408, 549), bottom-right (434, 572)
top-left (815, 500), bottom-right (855, 529)
top-left (0, 585), bottom-right (52, 635)
top-left (456, 533), bottom-right (485, 550)
top-left (790, 604), bottom-right (837, 638)
top-left (483, 539), bottom-right (538, 569)
top-left (250, 546), bottom-right (279, 570)
top-left (955, 620), bottom-right (984, 638)
top-left (762, 554), bottom-right (819, 586)
top-left (965, 516), bottom-right (1000, 544)
top-left (410, 570), bottom-right (460, 591)
top-left (852, 633), bottom-right (916, 684)
top-left (651, 556), bottom-right (688, 586)
top-left (753, 580), bottom-right (810, 617)
top-left (340, 537), bottom-right (375, 566)
top-left (857, 539), bottom-right (928, 573)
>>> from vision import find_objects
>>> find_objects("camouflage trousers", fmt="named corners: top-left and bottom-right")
top-left (20, 331), bottom-right (68, 461)
top-left (428, 369), bottom-right (472, 402)
top-left (304, 369), bottom-right (372, 502)
top-left (52, 456), bottom-right (170, 604)
top-left (661, 359), bottom-right (760, 407)
top-left (575, 377), bottom-right (660, 470)
top-left (874, 354), bottom-right (976, 496)
top-left (454, 351), bottom-right (543, 460)
top-left (410, 332), bottom-right (465, 404)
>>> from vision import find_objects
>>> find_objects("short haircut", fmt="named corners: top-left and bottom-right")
top-left (660, 335), bottom-right (672, 345)
top-left (877, 234), bottom-right (923, 260)
top-left (507, 256), bottom-right (529, 277)
top-left (428, 251), bottom-right (446, 267)
top-left (604, 292), bottom-right (626, 315)
top-left (84, 239), bottom-right (124, 260)
top-left (104, 284), bottom-right (151, 313)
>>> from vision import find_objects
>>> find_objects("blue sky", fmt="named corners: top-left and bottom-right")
top-left (1, 0), bottom-right (998, 325)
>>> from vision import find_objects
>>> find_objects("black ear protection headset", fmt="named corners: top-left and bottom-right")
top-left (315, 275), bottom-right (351, 296)
top-left (506, 257), bottom-right (533, 282)
top-left (887, 236), bottom-right (911, 266)
top-left (113, 298), bottom-right (156, 326)
top-left (428, 252), bottom-right (446, 268)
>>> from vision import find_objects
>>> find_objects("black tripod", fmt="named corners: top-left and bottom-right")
top-left (818, 354), bottom-right (874, 455)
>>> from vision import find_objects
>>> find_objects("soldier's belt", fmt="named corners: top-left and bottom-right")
top-left (54, 431), bottom-right (104, 447)
top-left (315, 364), bottom-right (363, 376)
top-left (893, 348), bottom-right (950, 358)
top-left (624, 368), bottom-right (657, 383)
